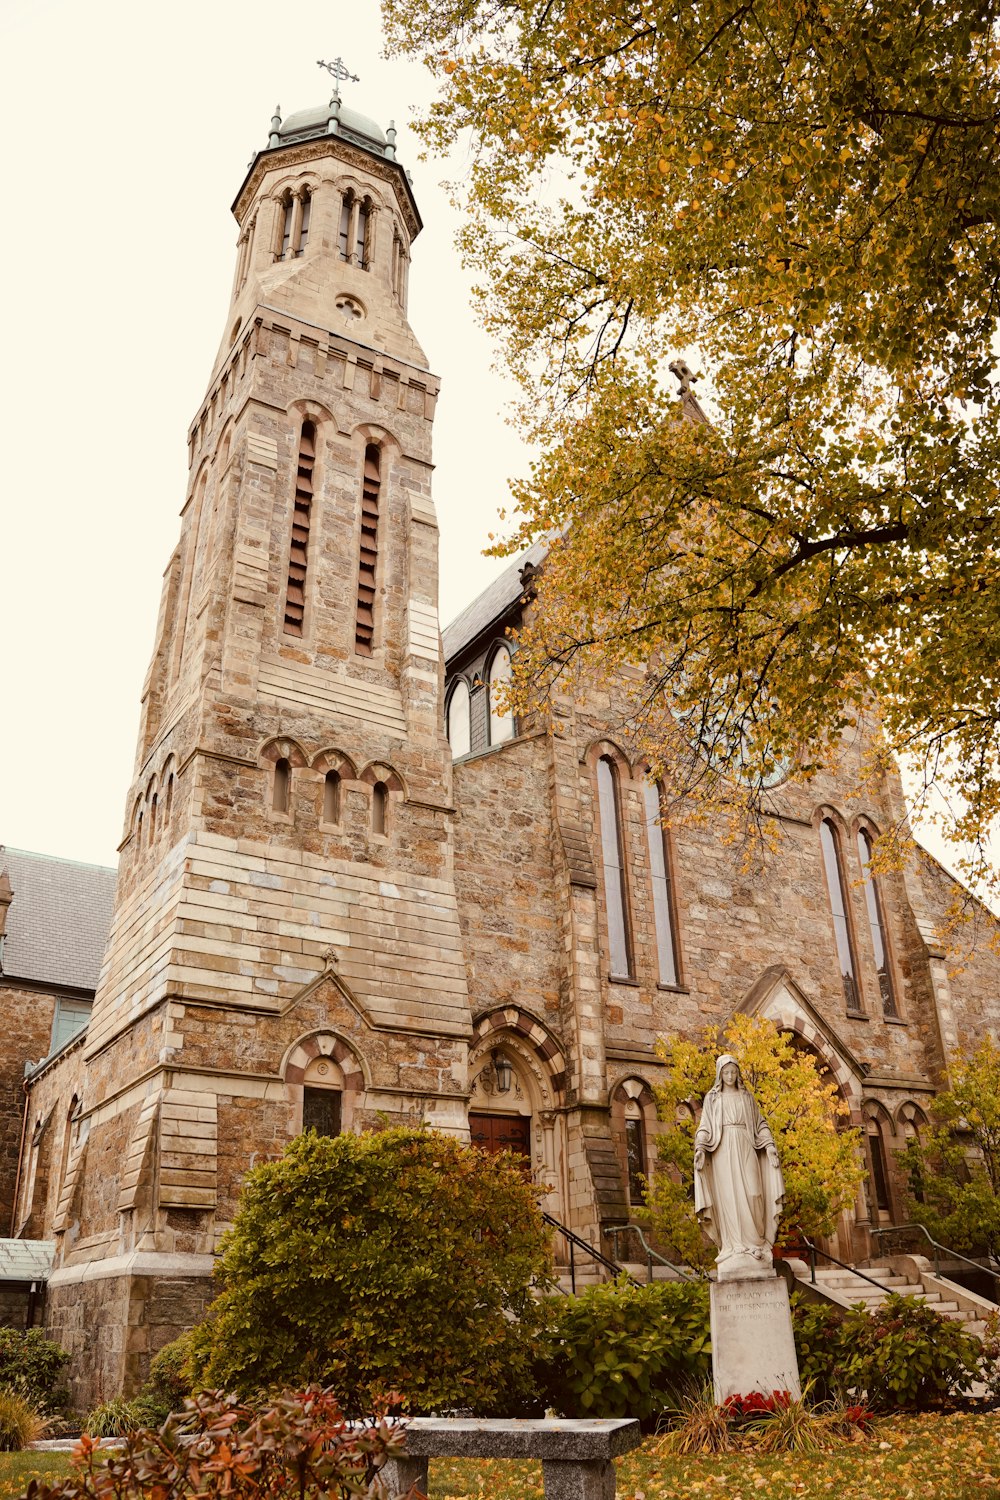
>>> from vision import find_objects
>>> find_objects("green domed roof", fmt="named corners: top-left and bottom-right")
top-left (277, 101), bottom-right (388, 155)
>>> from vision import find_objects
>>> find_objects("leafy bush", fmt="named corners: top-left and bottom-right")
top-left (138, 1333), bottom-right (195, 1423)
top-left (537, 1278), bottom-right (711, 1421)
top-left (791, 1297), bottom-right (852, 1401)
top-left (23, 1388), bottom-right (408, 1500)
top-left (792, 1292), bottom-right (981, 1411)
top-left (189, 1128), bottom-right (552, 1414)
top-left (980, 1310), bottom-right (1000, 1409)
top-left (0, 1389), bottom-right (44, 1451)
top-left (0, 1330), bottom-right (70, 1415)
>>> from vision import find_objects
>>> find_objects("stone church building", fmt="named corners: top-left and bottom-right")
top-left (6, 83), bottom-right (1000, 1404)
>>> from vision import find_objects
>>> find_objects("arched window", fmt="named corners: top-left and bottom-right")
top-left (372, 781), bottom-right (388, 836)
top-left (273, 758), bottom-right (291, 814)
top-left (487, 646), bottom-right (515, 745)
top-left (323, 770), bottom-right (341, 825)
top-left (624, 1107), bottom-right (647, 1207)
top-left (277, 193), bottom-right (293, 260)
top-left (148, 791), bottom-right (158, 845)
top-left (284, 421), bottom-right (316, 636)
top-left (163, 774), bottom-right (174, 829)
top-left (597, 756), bottom-right (632, 979)
top-left (819, 818), bottom-right (861, 1014)
top-left (857, 828), bottom-right (898, 1017)
top-left (643, 780), bottom-right (679, 987)
top-left (447, 681), bottom-right (471, 758)
top-left (355, 445), bottom-right (380, 654)
top-left (865, 1110), bottom-right (893, 1217)
top-left (356, 201), bottom-right (370, 268)
top-left (296, 189), bottom-right (311, 255)
top-left (338, 194), bottom-right (352, 261)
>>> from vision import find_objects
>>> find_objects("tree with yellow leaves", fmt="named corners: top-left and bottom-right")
top-left (384, 0), bottom-right (1000, 884)
top-left (646, 1016), bottom-right (865, 1270)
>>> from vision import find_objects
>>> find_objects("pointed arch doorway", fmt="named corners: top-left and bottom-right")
top-left (467, 1011), bottom-right (569, 1224)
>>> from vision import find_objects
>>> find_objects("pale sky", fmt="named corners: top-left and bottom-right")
top-left (0, 0), bottom-right (529, 868)
top-left (0, 0), bottom-right (986, 904)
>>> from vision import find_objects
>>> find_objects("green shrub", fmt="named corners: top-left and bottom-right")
top-left (25, 1387), bottom-right (407, 1500)
top-left (537, 1277), bottom-right (711, 1421)
top-left (190, 1128), bottom-right (552, 1414)
top-left (791, 1296), bottom-right (850, 1401)
top-left (792, 1292), bottom-right (981, 1411)
top-left (138, 1333), bottom-right (195, 1422)
top-left (0, 1329), bottom-right (70, 1415)
top-left (0, 1388), bottom-right (45, 1450)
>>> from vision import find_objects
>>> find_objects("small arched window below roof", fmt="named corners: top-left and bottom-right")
top-left (372, 781), bottom-right (388, 836)
top-left (273, 758), bottom-right (291, 814)
top-left (323, 770), bottom-right (341, 825)
top-left (447, 680), bottom-right (471, 758)
top-left (488, 646), bottom-right (515, 745)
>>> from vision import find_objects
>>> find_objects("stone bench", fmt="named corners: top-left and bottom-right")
top-left (383, 1417), bottom-right (643, 1500)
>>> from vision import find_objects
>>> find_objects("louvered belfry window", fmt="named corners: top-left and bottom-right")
top-left (355, 444), bottom-right (381, 654)
top-left (283, 421), bottom-right (316, 635)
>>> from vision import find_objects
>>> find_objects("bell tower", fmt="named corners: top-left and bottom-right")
top-left (31, 79), bottom-right (472, 1404)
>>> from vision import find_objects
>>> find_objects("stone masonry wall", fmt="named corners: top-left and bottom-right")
top-left (0, 984), bottom-right (56, 1231)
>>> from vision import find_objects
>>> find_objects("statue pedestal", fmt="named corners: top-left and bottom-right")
top-left (709, 1272), bottom-right (801, 1404)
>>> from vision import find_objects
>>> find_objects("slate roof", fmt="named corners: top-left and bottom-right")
top-left (442, 539), bottom-right (548, 666)
top-left (0, 847), bottom-right (116, 993)
top-left (0, 1239), bottom-right (54, 1283)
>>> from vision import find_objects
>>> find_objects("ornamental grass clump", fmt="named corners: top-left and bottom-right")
top-left (0, 1389), bottom-right (45, 1451)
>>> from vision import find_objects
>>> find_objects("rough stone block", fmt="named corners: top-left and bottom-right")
top-left (710, 1274), bottom-right (801, 1403)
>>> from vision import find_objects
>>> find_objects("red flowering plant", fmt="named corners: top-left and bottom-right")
top-left (722, 1389), bottom-right (792, 1421)
top-left (20, 1388), bottom-right (416, 1500)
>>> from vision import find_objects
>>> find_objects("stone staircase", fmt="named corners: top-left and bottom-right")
top-left (803, 1259), bottom-right (994, 1339)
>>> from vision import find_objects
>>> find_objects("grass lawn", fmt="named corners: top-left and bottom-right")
top-left (0, 1453), bottom-right (71, 1500)
top-left (430, 1414), bottom-right (1000, 1500)
top-left (0, 1414), bottom-right (995, 1500)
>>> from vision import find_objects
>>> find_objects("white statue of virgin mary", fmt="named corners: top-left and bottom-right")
top-left (693, 1055), bottom-right (785, 1279)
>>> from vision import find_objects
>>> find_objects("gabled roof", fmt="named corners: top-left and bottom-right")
top-left (442, 539), bottom-right (548, 666)
top-left (0, 847), bottom-right (116, 993)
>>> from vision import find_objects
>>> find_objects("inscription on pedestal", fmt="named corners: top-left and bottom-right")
top-left (709, 1274), bottom-right (801, 1403)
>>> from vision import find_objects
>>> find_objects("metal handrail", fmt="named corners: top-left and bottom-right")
top-left (542, 1211), bottom-right (636, 1293)
top-left (870, 1222), bottom-right (1000, 1293)
top-left (796, 1233), bottom-right (898, 1297)
top-left (603, 1223), bottom-right (697, 1283)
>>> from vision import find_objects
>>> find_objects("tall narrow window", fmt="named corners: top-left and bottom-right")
top-left (355, 444), bottom-right (380, 654)
top-left (819, 818), bottom-right (861, 1013)
top-left (278, 194), bottom-right (292, 260)
top-left (338, 196), bottom-right (352, 261)
top-left (323, 770), bottom-right (341, 824)
top-left (148, 792), bottom-right (158, 845)
top-left (284, 421), bottom-right (316, 636)
top-left (643, 780), bottom-right (679, 986)
top-left (866, 1114), bottom-right (892, 1215)
top-left (447, 681), bottom-right (471, 758)
top-left (597, 756), bottom-right (632, 979)
top-left (857, 829), bottom-right (898, 1017)
top-left (296, 189), bottom-right (311, 255)
top-left (488, 646), bottom-right (515, 744)
top-left (163, 774), bottom-right (174, 829)
top-left (273, 758), bottom-right (291, 813)
top-left (356, 201), bottom-right (369, 267)
top-left (372, 781), bottom-right (388, 835)
top-left (624, 1114), bottom-right (647, 1207)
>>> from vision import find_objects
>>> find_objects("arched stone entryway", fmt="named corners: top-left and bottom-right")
top-left (468, 1008), bottom-right (568, 1222)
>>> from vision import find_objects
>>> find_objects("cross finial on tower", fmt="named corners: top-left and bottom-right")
top-left (318, 57), bottom-right (360, 88)
top-left (669, 359), bottom-right (698, 395)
